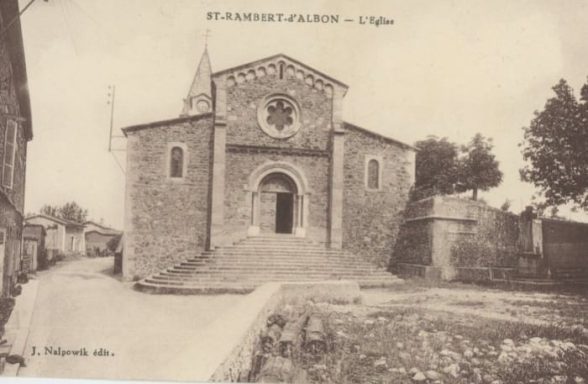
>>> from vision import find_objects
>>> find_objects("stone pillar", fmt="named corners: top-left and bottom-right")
top-left (248, 191), bottom-right (260, 236)
top-left (294, 194), bottom-right (306, 237)
top-left (210, 77), bottom-right (227, 248)
top-left (329, 87), bottom-right (345, 248)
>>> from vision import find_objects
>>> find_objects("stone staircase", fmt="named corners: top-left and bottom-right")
top-left (135, 235), bottom-right (402, 294)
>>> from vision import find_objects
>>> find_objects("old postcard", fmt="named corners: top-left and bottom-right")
top-left (0, 0), bottom-right (587, 383)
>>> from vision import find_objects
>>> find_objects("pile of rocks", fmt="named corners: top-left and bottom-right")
top-left (248, 311), bottom-right (328, 383)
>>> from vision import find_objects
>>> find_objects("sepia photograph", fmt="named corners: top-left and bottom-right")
top-left (0, 0), bottom-right (587, 383)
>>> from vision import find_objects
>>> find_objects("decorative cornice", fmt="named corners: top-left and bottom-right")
top-left (226, 144), bottom-right (330, 158)
top-left (215, 54), bottom-right (346, 99)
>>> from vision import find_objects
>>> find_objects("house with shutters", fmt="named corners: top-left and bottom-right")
top-left (0, 0), bottom-right (33, 296)
top-left (122, 49), bottom-right (416, 293)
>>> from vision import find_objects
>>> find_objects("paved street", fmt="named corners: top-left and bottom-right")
top-left (17, 256), bottom-right (242, 382)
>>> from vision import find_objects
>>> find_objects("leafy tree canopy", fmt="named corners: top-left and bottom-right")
top-left (414, 134), bottom-right (503, 200)
top-left (456, 134), bottom-right (503, 201)
top-left (415, 136), bottom-right (460, 196)
top-left (39, 201), bottom-right (88, 224)
top-left (520, 78), bottom-right (588, 210)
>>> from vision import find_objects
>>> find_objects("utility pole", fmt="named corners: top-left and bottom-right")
top-left (107, 84), bottom-right (116, 152)
top-left (107, 84), bottom-right (125, 174)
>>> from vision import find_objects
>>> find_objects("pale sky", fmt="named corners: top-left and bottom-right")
top-left (18, 0), bottom-right (588, 229)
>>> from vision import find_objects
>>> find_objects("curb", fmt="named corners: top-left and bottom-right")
top-left (2, 279), bottom-right (40, 376)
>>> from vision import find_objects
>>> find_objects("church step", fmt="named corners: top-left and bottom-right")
top-left (163, 269), bottom-right (391, 278)
top-left (137, 276), bottom-right (402, 295)
top-left (137, 234), bottom-right (402, 295)
top-left (149, 274), bottom-right (397, 284)
top-left (143, 278), bottom-right (400, 290)
top-left (178, 258), bottom-right (385, 267)
top-left (182, 256), bottom-right (371, 265)
top-left (189, 249), bottom-right (361, 257)
top-left (160, 268), bottom-right (393, 276)
top-left (183, 256), bottom-right (363, 264)
top-left (173, 264), bottom-right (385, 273)
top-left (196, 249), bottom-right (357, 260)
top-left (233, 243), bottom-right (326, 249)
top-left (156, 270), bottom-right (395, 279)
top-left (180, 257), bottom-right (378, 265)
top-left (223, 242), bottom-right (332, 248)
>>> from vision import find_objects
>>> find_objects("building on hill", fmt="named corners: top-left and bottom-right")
top-left (122, 49), bottom-right (416, 289)
top-left (0, 0), bottom-right (34, 296)
top-left (26, 214), bottom-right (86, 257)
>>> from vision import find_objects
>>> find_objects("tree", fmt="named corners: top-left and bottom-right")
top-left (414, 136), bottom-right (460, 197)
top-left (520, 78), bottom-right (588, 210)
top-left (40, 204), bottom-right (59, 217)
top-left (456, 134), bottom-right (503, 200)
top-left (39, 201), bottom-right (88, 223)
top-left (58, 201), bottom-right (88, 223)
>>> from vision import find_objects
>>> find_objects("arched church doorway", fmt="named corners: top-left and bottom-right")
top-left (258, 173), bottom-right (297, 234)
top-left (247, 162), bottom-right (308, 237)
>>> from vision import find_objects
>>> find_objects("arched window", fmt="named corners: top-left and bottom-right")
top-left (366, 158), bottom-right (381, 190)
top-left (170, 146), bottom-right (184, 178)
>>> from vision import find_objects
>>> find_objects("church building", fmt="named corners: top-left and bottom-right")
top-left (122, 49), bottom-right (416, 292)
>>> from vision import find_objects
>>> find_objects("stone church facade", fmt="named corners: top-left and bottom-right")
top-left (122, 50), bottom-right (416, 282)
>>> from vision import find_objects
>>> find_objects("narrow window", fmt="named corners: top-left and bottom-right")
top-left (3, 120), bottom-right (17, 188)
top-left (367, 159), bottom-right (380, 190)
top-left (170, 146), bottom-right (184, 178)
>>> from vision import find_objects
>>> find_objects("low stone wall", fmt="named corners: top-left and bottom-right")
top-left (394, 196), bottom-right (519, 281)
top-left (395, 196), bottom-right (588, 282)
top-left (207, 280), bottom-right (361, 382)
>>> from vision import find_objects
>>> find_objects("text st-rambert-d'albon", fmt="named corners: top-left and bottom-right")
top-left (206, 12), bottom-right (394, 27)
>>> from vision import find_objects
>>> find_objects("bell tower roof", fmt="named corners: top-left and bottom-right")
top-left (182, 47), bottom-right (213, 116)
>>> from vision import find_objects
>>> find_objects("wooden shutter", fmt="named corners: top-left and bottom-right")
top-left (2, 120), bottom-right (17, 188)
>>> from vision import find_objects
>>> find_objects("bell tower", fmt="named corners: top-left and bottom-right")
top-left (181, 47), bottom-right (213, 116)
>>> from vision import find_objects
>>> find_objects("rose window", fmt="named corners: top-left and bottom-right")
top-left (266, 100), bottom-right (294, 131)
top-left (257, 95), bottom-right (301, 139)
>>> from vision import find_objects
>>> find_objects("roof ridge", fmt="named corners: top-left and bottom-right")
top-left (343, 121), bottom-right (418, 151)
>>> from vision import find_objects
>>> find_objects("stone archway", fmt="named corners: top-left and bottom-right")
top-left (247, 162), bottom-right (309, 237)
top-left (258, 173), bottom-right (297, 234)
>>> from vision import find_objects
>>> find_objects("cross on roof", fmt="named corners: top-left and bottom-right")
top-left (203, 29), bottom-right (211, 48)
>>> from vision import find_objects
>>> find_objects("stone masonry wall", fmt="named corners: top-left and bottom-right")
top-left (395, 196), bottom-right (520, 280)
top-left (342, 126), bottom-right (415, 268)
top-left (225, 71), bottom-right (332, 151)
top-left (123, 116), bottom-right (213, 280)
top-left (224, 151), bottom-right (330, 244)
top-left (0, 24), bottom-right (27, 296)
top-left (0, 32), bottom-right (27, 214)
